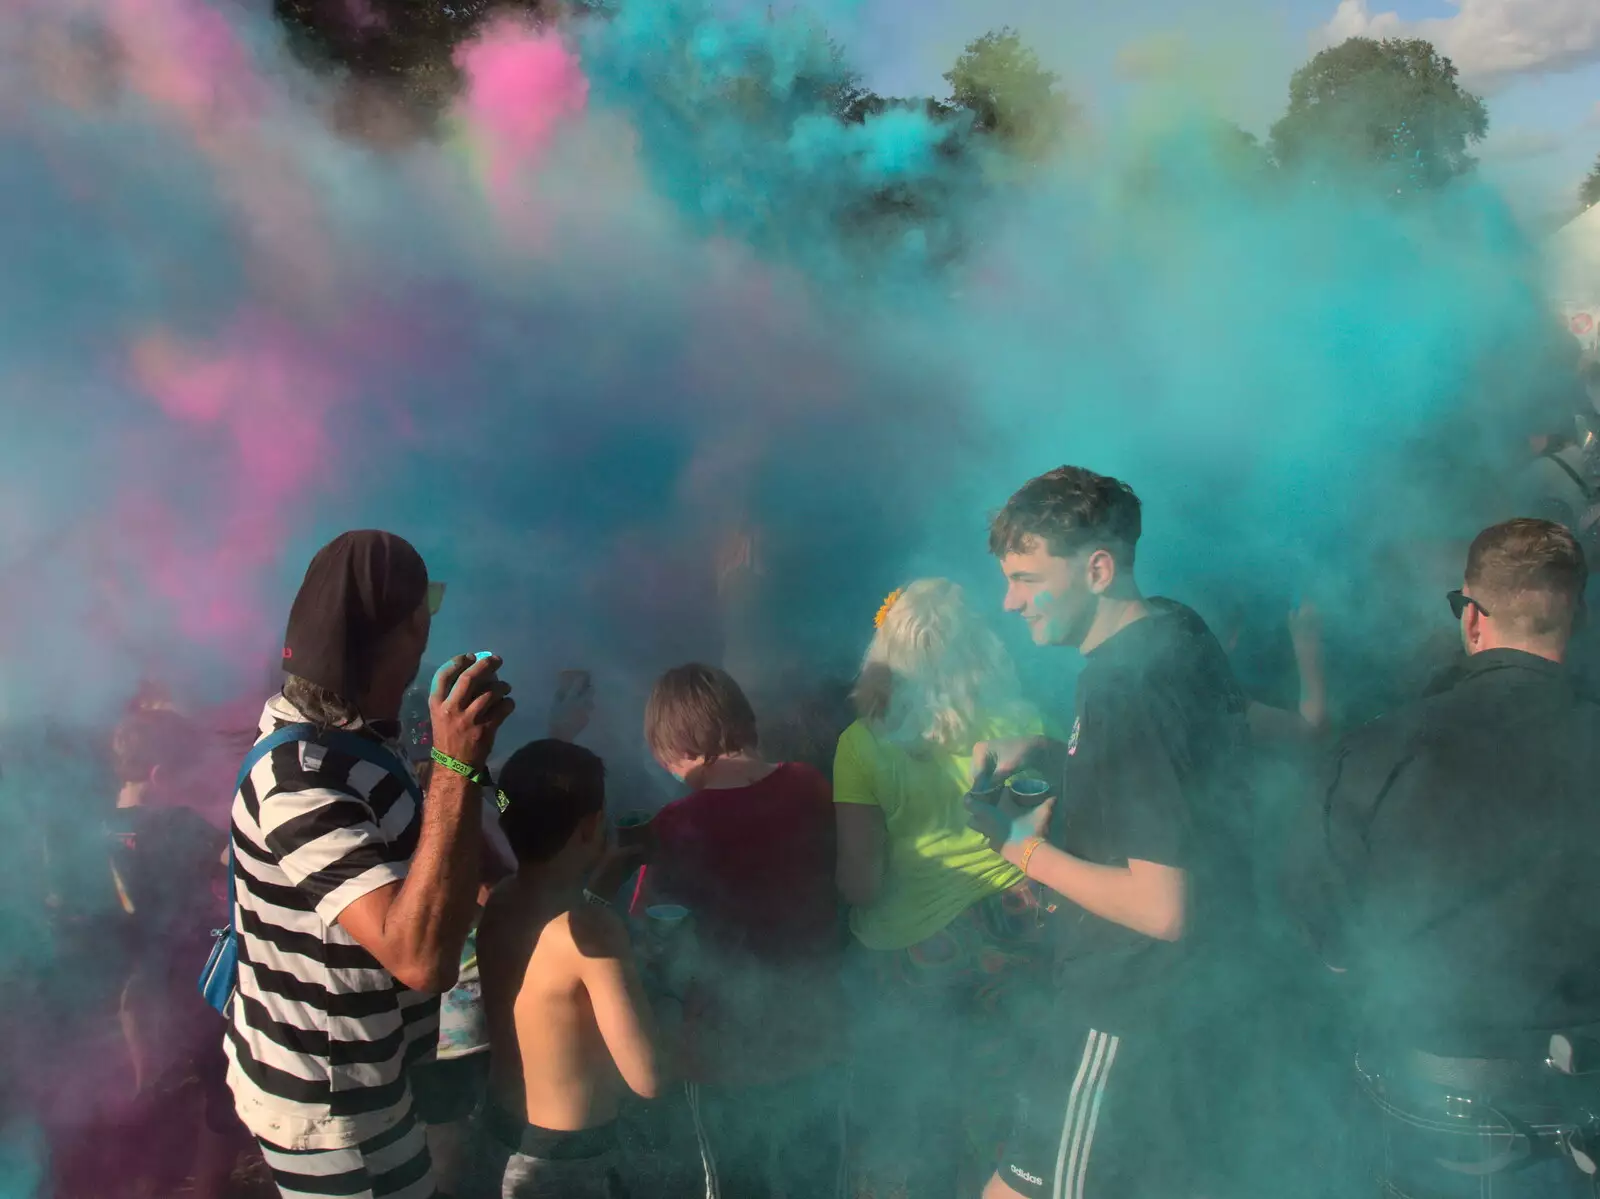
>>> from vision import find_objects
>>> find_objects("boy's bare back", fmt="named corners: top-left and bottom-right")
top-left (478, 884), bottom-right (661, 1131)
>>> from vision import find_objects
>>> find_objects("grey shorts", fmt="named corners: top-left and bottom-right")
top-left (461, 1110), bottom-right (628, 1199)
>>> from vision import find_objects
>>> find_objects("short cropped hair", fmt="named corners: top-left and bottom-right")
top-left (112, 707), bottom-right (195, 783)
top-left (989, 466), bottom-right (1143, 564)
top-left (644, 664), bottom-right (758, 765)
top-left (496, 739), bottom-right (606, 864)
top-left (1465, 518), bottom-right (1587, 640)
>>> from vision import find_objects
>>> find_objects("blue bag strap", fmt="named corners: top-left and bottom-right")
top-left (235, 723), bottom-right (319, 792)
top-left (223, 724), bottom-right (423, 932)
top-left (222, 723), bottom-right (318, 938)
top-left (232, 723), bottom-right (423, 807)
top-left (318, 730), bottom-right (424, 806)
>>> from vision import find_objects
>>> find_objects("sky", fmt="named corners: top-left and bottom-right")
top-left (837, 0), bottom-right (1600, 227)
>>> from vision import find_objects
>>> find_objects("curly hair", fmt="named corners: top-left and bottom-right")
top-left (989, 465), bottom-right (1142, 564)
top-left (851, 578), bottom-right (1022, 752)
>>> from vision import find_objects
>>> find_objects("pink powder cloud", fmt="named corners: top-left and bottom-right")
top-left (106, 0), bottom-right (264, 130)
top-left (456, 19), bottom-right (589, 217)
top-left (123, 315), bottom-right (345, 646)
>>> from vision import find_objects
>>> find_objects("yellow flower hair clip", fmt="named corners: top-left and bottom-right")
top-left (875, 588), bottom-right (904, 629)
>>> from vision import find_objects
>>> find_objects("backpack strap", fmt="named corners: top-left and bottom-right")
top-left (235, 723), bottom-right (319, 792)
top-left (224, 723), bottom-right (319, 937)
top-left (318, 730), bottom-right (424, 806)
top-left (209, 722), bottom-right (425, 1015)
top-left (1542, 447), bottom-right (1594, 502)
top-left (225, 724), bottom-right (423, 937)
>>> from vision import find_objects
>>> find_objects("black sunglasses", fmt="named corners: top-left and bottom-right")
top-left (1447, 590), bottom-right (1491, 620)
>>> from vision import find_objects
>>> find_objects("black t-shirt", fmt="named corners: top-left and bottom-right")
top-left (1287, 650), bottom-right (1600, 1057)
top-left (108, 806), bottom-right (227, 955)
top-left (1048, 599), bottom-right (1253, 1033)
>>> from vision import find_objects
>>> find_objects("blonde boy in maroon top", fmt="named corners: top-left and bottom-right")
top-left (632, 664), bottom-right (846, 1199)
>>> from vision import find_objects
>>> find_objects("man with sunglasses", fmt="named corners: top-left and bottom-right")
top-left (1289, 517), bottom-right (1600, 1199)
top-left (224, 531), bottom-right (515, 1199)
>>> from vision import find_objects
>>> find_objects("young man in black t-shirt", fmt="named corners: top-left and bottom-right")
top-left (968, 466), bottom-right (1252, 1199)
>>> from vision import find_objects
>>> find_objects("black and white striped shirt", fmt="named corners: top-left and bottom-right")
top-left (224, 695), bottom-right (439, 1151)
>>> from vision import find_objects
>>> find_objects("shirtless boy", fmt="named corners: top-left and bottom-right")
top-left (469, 739), bottom-right (664, 1199)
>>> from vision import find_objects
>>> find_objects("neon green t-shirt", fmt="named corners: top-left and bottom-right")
top-left (833, 709), bottom-right (1041, 951)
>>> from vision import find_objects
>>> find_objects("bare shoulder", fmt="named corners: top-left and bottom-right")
top-left (568, 902), bottom-right (632, 961)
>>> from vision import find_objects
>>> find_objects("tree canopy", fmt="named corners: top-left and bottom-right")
top-left (1583, 154), bottom-right (1600, 212)
top-left (272, 0), bottom-right (542, 110)
top-left (943, 28), bottom-right (1075, 160)
top-left (1270, 36), bottom-right (1488, 190)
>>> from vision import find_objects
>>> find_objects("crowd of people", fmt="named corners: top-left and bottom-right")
top-left (14, 357), bottom-right (1600, 1199)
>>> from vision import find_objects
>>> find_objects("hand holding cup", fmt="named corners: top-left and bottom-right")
top-left (966, 783), bottom-right (1054, 855)
top-left (430, 653), bottom-right (515, 767)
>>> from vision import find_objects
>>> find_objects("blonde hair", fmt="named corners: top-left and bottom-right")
top-left (852, 578), bottom-right (1021, 752)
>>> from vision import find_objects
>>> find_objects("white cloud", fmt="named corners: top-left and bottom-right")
top-left (1318, 0), bottom-right (1600, 87)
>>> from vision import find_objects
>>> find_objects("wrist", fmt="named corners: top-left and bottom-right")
top-left (431, 746), bottom-right (493, 787)
top-left (1002, 834), bottom-right (1041, 869)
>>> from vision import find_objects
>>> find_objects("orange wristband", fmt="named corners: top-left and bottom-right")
top-left (1018, 836), bottom-right (1043, 876)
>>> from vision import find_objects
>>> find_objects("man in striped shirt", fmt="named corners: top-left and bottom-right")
top-left (225, 531), bottom-right (515, 1199)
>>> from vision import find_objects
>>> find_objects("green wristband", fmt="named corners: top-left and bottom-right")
top-left (430, 747), bottom-right (493, 788)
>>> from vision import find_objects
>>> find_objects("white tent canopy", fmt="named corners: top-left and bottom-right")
top-left (1553, 203), bottom-right (1600, 354)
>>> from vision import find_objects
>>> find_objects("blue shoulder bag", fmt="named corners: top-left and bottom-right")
top-left (199, 724), bottom-right (423, 1017)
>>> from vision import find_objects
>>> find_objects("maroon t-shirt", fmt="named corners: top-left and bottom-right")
top-left (631, 762), bottom-right (843, 1085)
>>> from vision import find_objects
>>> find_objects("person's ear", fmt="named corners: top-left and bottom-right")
top-left (1085, 548), bottom-right (1117, 596)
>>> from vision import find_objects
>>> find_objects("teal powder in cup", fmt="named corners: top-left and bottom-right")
top-left (1006, 777), bottom-right (1054, 809)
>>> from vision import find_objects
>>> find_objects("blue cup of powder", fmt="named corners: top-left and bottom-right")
top-left (1006, 777), bottom-right (1053, 809)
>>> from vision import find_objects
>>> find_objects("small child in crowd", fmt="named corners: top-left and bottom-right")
top-left (468, 739), bottom-right (665, 1199)
top-left (632, 664), bottom-right (845, 1198)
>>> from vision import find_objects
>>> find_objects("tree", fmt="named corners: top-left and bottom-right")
top-left (1270, 37), bottom-right (1489, 190)
top-left (272, 0), bottom-right (542, 113)
top-left (1120, 119), bottom-right (1273, 205)
top-left (1583, 154), bottom-right (1600, 211)
top-left (943, 29), bottom-right (1075, 160)
top-left (1208, 122), bottom-right (1272, 178)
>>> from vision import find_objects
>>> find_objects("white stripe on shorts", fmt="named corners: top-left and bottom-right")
top-left (1050, 1029), bottom-right (1121, 1199)
top-left (686, 1082), bottom-right (721, 1199)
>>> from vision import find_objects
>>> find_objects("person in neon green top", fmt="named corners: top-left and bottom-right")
top-left (834, 578), bottom-right (1048, 1198)
top-left (835, 704), bottom-right (1037, 950)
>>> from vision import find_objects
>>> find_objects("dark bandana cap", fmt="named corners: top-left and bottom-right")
top-left (282, 531), bottom-right (429, 700)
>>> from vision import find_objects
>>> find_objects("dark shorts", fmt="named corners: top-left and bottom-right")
top-left (847, 886), bottom-right (1052, 1195)
top-left (999, 1026), bottom-right (1181, 1199)
top-left (687, 1068), bottom-right (848, 1198)
top-left (412, 1053), bottom-right (491, 1125)
top-left (461, 1109), bottom-right (627, 1199)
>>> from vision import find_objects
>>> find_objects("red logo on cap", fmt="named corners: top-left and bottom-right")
top-left (283, 647), bottom-right (293, 659)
